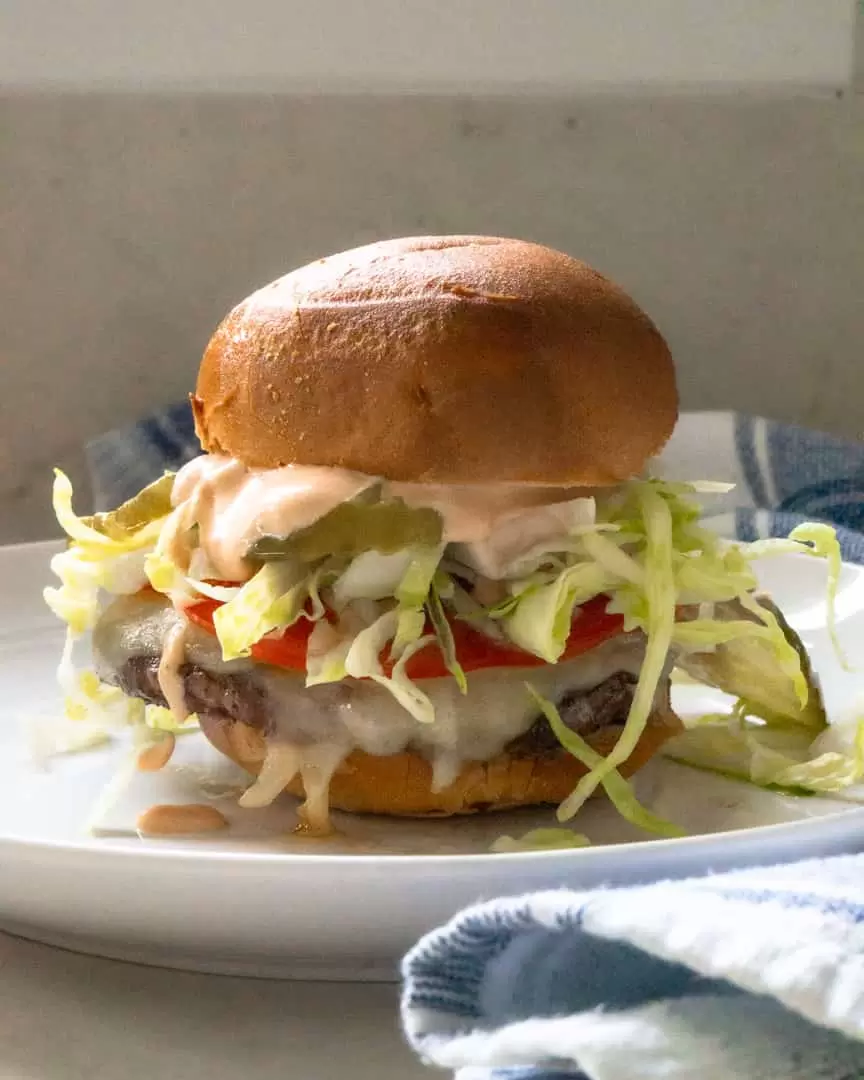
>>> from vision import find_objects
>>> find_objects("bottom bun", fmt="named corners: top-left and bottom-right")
top-left (198, 705), bottom-right (681, 818)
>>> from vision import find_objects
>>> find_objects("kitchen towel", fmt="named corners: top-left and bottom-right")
top-left (396, 414), bottom-right (864, 1078)
top-left (88, 406), bottom-right (864, 1079)
top-left (400, 855), bottom-right (864, 1079)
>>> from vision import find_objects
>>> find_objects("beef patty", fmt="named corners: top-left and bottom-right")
top-left (115, 656), bottom-right (638, 759)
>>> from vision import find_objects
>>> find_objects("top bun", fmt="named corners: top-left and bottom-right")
top-left (192, 236), bottom-right (677, 485)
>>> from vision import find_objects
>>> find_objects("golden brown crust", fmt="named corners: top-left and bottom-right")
top-left (194, 236), bottom-right (678, 485)
top-left (198, 704), bottom-right (682, 818)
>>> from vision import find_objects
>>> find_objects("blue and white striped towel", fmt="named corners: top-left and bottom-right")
top-left (89, 406), bottom-right (864, 1079)
top-left (401, 856), bottom-right (864, 1079)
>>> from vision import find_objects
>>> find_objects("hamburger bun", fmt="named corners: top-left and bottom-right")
top-left (197, 704), bottom-right (681, 818)
top-left (193, 236), bottom-right (677, 486)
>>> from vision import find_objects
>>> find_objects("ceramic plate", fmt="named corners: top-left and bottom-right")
top-left (1, 541), bottom-right (863, 979)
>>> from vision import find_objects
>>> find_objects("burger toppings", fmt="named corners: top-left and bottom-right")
top-left (92, 589), bottom-right (655, 794)
top-left (46, 461), bottom-right (837, 834)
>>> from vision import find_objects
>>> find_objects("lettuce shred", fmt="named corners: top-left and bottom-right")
top-left (213, 562), bottom-right (321, 661)
top-left (143, 704), bottom-right (200, 734)
top-left (492, 828), bottom-right (590, 853)
top-left (427, 580), bottom-right (467, 693)
top-left (664, 707), bottom-right (864, 795)
top-left (527, 686), bottom-right (684, 836)
top-left (44, 470), bottom-right (167, 727)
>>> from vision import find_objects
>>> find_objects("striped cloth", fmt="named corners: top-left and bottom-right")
top-left (401, 857), bottom-right (864, 1079)
top-left (88, 406), bottom-right (864, 1079)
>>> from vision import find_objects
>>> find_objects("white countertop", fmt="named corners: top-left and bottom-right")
top-left (0, 934), bottom-right (431, 1079)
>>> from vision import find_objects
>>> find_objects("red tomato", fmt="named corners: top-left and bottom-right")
top-left (182, 593), bottom-right (624, 677)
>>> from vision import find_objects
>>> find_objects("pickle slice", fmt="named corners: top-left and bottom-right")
top-left (249, 499), bottom-right (443, 563)
top-left (81, 473), bottom-right (175, 540)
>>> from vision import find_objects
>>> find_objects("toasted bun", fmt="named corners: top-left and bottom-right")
top-left (198, 706), bottom-right (681, 818)
top-left (193, 236), bottom-right (677, 485)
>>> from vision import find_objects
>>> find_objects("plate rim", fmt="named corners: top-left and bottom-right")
top-left (3, 796), bottom-right (864, 869)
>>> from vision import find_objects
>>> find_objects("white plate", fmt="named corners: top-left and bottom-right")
top-left (2, 541), bottom-right (864, 980)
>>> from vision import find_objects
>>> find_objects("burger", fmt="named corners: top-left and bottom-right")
top-left (45, 236), bottom-right (825, 837)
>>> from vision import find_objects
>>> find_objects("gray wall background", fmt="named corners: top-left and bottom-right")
top-left (2, 82), bottom-right (863, 541)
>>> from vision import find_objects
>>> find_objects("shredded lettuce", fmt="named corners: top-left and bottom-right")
top-left (183, 579), bottom-right (241, 603)
top-left (580, 530), bottom-right (645, 586)
top-left (527, 686), bottom-right (683, 836)
top-left (324, 547), bottom-right (456, 719)
top-left (427, 581), bottom-right (467, 692)
top-left (392, 606), bottom-right (427, 659)
top-left (45, 471), bottom-right (169, 730)
top-left (305, 618), bottom-right (353, 687)
top-left (26, 712), bottom-right (113, 766)
top-left (673, 617), bottom-right (807, 710)
top-left (396, 546), bottom-right (445, 607)
top-left (386, 545), bottom-right (442, 657)
top-left (665, 710), bottom-right (864, 795)
top-left (331, 550), bottom-right (413, 607)
top-left (556, 486), bottom-right (678, 818)
top-left (788, 523), bottom-right (849, 670)
top-left (58, 635), bottom-right (145, 728)
top-left (494, 479), bottom-right (838, 824)
top-left (45, 471), bottom-right (164, 633)
top-left (343, 609), bottom-right (436, 723)
top-left (503, 563), bottom-right (612, 662)
top-left (376, 633), bottom-right (438, 723)
top-left (344, 609), bottom-right (400, 678)
top-left (212, 562), bottom-right (332, 662)
top-left (143, 704), bottom-right (200, 733)
top-left (50, 469), bottom-right (165, 551)
top-left (674, 594), bottom-right (824, 728)
top-left (736, 523), bottom-right (847, 672)
top-left (491, 828), bottom-right (590, 853)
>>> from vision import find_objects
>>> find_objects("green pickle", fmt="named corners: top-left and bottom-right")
top-left (249, 498), bottom-right (443, 563)
top-left (81, 473), bottom-right (176, 539)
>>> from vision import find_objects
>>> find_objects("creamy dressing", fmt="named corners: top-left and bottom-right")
top-left (449, 498), bottom-right (595, 579)
top-left (390, 482), bottom-right (590, 544)
top-left (236, 741), bottom-right (341, 833)
top-left (136, 803), bottom-right (229, 836)
top-left (169, 454), bottom-right (597, 582)
top-left (296, 743), bottom-right (347, 835)
top-left (157, 619), bottom-right (190, 722)
top-left (136, 732), bottom-right (176, 772)
top-left (170, 455), bottom-right (375, 581)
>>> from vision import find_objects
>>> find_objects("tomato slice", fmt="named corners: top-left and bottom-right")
top-left (183, 593), bottom-right (624, 677)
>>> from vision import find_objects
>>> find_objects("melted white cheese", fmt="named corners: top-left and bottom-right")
top-left (94, 594), bottom-right (650, 803)
top-left (238, 743), bottom-right (303, 808)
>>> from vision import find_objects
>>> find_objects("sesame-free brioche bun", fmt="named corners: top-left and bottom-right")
top-left (197, 704), bottom-right (681, 818)
top-left (192, 236), bottom-right (678, 486)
